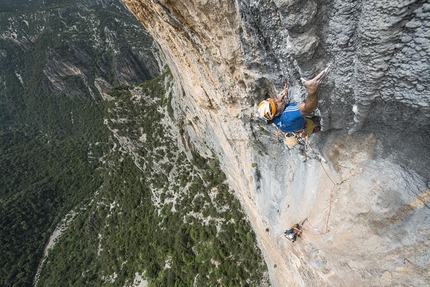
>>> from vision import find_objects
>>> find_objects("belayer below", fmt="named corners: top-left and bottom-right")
top-left (284, 223), bottom-right (303, 242)
top-left (256, 67), bottom-right (330, 148)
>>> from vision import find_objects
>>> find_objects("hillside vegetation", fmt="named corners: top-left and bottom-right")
top-left (0, 0), bottom-right (152, 285)
top-left (37, 71), bottom-right (270, 286)
top-left (1, 1), bottom-right (270, 285)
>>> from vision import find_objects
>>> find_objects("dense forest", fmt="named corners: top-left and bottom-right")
top-left (0, 37), bottom-right (109, 287)
top-left (0, 0), bottom-right (154, 285)
top-left (0, 0), bottom-right (270, 286)
top-left (36, 72), bottom-right (270, 286)
top-left (0, 18), bottom-right (110, 284)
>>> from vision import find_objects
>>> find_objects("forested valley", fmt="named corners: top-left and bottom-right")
top-left (0, 0), bottom-right (269, 286)
top-left (0, 0), bottom-right (153, 285)
top-left (37, 71), bottom-right (269, 286)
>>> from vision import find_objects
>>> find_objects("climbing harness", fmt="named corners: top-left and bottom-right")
top-left (284, 129), bottom-right (308, 149)
top-left (281, 117), bottom-right (317, 149)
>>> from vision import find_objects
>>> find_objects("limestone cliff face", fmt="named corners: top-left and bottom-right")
top-left (123, 0), bottom-right (430, 286)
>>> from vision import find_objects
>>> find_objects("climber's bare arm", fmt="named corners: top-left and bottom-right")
top-left (274, 91), bottom-right (289, 117)
top-left (283, 79), bottom-right (288, 100)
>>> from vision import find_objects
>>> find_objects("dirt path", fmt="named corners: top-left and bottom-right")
top-left (33, 210), bottom-right (78, 286)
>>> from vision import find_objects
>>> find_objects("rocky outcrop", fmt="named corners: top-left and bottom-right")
top-left (123, 0), bottom-right (430, 286)
top-left (0, 1), bottom-right (159, 99)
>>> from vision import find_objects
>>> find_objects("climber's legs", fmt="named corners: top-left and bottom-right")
top-left (299, 66), bottom-right (330, 116)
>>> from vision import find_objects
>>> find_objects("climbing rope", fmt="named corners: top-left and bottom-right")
top-left (304, 142), bottom-right (343, 235)
top-left (302, 218), bottom-right (326, 235)
top-left (276, 121), bottom-right (344, 237)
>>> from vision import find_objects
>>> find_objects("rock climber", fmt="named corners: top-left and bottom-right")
top-left (256, 67), bottom-right (330, 147)
top-left (284, 223), bottom-right (303, 242)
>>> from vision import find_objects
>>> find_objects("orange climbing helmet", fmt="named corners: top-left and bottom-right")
top-left (257, 98), bottom-right (276, 120)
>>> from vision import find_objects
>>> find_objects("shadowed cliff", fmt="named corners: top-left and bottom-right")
top-left (123, 0), bottom-right (430, 286)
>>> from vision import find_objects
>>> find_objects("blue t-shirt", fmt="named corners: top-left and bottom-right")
top-left (273, 103), bottom-right (305, 132)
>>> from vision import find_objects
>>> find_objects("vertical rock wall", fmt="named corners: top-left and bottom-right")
top-left (123, 0), bottom-right (430, 286)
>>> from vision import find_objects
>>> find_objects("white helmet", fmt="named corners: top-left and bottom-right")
top-left (257, 98), bottom-right (277, 120)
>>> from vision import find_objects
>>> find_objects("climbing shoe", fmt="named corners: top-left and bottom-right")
top-left (313, 126), bottom-right (321, 133)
